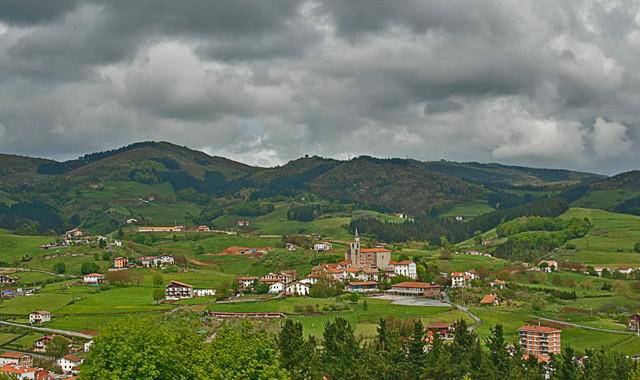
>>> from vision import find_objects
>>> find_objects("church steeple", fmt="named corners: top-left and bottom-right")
top-left (354, 228), bottom-right (359, 242)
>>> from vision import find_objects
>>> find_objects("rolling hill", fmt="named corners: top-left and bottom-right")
top-left (0, 141), bottom-right (618, 233)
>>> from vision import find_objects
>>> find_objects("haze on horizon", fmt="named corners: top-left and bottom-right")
top-left (1, 1), bottom-right (639, 175)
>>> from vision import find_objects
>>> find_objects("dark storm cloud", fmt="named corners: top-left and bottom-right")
top-left (0, 0), bottom-right (639, 173)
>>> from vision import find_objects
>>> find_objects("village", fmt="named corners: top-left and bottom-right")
top-left (2, 207), bottom-right (640, 379)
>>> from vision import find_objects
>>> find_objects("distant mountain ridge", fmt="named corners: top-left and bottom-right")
top-left (0, 141), bottom-right (630, 233)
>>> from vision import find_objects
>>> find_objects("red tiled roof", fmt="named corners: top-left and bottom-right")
top-left (84, 273), bottom-right (104, 277)
top-left (390, 282), bottom-right (440, 289)
top-left (389, 260), bottom-right (413, 265)
top-left (0, 352), bottom-right (28, 359)
top-left (347, 281), bottom-right (377, 286)
top-left (480, 294), bottom-right (497, 304)
top-left (236, 276), bottom-right (258, 281)
top-left (360, 248), bottom-right (391, 253)
top-left (167, 280), bottom-right (193, 288)
top-left (518, 325), bottom-right (561, 333)
top-left (426, 323), bottom-right (450, 329)
top-left (62, 354), bottom-right (82, 362)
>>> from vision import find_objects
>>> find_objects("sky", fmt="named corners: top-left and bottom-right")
top-left (1, 1), bottom-right (640, 174)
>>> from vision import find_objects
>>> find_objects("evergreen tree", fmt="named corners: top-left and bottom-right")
top-left (552, 345), bottom-right (579, 380)
top-left (485, 324), bottom-right (511, 378)
top-left (322, 318), bottom-right (363, 380)
top-left (407, 320), bottom-right (425, 380)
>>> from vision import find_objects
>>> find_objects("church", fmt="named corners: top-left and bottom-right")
top-left (345, 230), bottom-right (391, 270)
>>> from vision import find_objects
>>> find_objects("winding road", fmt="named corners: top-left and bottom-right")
top-left (0, 321), bottom-right (93, 339)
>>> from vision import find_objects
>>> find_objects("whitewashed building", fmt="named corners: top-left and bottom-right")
top-left (57, 354), bottom-right (83, 375)
top-left (285, 282), bottom-right (310, 296)
top-left (389, 261), bottom-right (417, 279)
top-left (28, 311), bottom-right (51, 324)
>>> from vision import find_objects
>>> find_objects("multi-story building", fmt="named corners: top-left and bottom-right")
top-left (388, 261), bottom-right (417, 279)
top-left (518, 325), bottom-right (561, 357)
top-left (388, 282), bottom-right (442, 298)
top-left (165, 281), bottom-right (193, 300)
top-left (113, 257), bottom-right (129, 269)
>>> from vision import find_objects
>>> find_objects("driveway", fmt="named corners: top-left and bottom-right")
top-left (370, 295), bottom-right (450, 307)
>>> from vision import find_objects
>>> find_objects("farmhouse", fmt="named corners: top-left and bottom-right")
top-left (480, 294), bottom-right (500, 306)
top-left (165, 281), bottom-right (194, 300)
top-left (450, 271), bottom-right (479, 288)
top-left (193, 289), bottom-right (216, 297)
top-left (285, 281), bottom-right (310, 296)
top-left (237, 220), bottom-right (251, 227)
top-left (196, 225), bottom-right (210, 232)
top-left (629, 314), bottom-right (640, 331)
top-left (345, 281), bottom-right (378, 293)
top-left (64, 228), bottom-right (84, 239)
top-left (113, 257), bottom-right (129, 269)
top-left (538, 260), bottom-right (558, 272)
top-left (313, 242), bottom-right (332, 252)
top-left (83, 273), bottom-right (105, 284)
top-left (269, 282), bottom-right (285, 294)
top-left (222, 246), bottom-right (272, 255)
top-left (237, 276), bottom-right (258, 291)
top-left (137, 226), bottom-right (185, 233)
top-left (490, 279), bottom-right (506, 289)
top-left (57, 354), bottom-right (83, 375)
top-left (28, 311), bottom-right (51, 324)
top-left (0, 352), bottom-right (32, 367)
top-left (345, 230), bottom-right (391, 270)
top-left (388, 282), bottom-right (442, 298)
top-left (140, 254), bottom-right (175, 267)
top-left (425, 323), bottom-right (454, 342)
top-left (388, 260), bottom-right (417, 279)
top-left (518, 325), bottom-right (561, 357)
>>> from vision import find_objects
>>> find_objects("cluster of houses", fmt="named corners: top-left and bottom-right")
top-left (218, 246), bottom-right (272, 256)
top-left (0, 350), bottom-right (84, 378)
top-left (164, 281), bottom-right (215, 300)
top-left (109, 254), bottom-right (176, 271)
top-left (232, 232), bottom-right (447, 298)
top-left (0, 274), bottom-right (39, 300)
top-left (137, 225), bottom-right (217, 233)
top-left (457, 250), bottom-right (492, 258)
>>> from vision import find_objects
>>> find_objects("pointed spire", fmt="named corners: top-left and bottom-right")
top-left (355, 228), bottom-right (359, 237)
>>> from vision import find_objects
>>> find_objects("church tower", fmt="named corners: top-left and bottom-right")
top-left (347, 229), bottom-right (361, 262)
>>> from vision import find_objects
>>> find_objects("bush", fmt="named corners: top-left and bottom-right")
top-left (53, 262), bottom-right (66, 274)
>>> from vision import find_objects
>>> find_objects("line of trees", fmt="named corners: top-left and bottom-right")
top-left (80, 315), bottom-right (639, 380)
top-left (350, 198), bottom-right (570, 244)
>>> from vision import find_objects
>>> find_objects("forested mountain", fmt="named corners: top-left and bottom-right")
top-left (0, 141), bottom-right (621, 234)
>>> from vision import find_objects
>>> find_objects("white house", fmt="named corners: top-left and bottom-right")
top-left (28, 311), bottom-right (50, 324)
top-left (157, 254), bottom-right (175, 266)
top-left (285, 282), bottom-right (310, 296)
top-left (0, 364), bottom-right (37, 379)
top-left (313, 242), bottom-right (332, 252)
top-left (618, 267), bottom-right (635, 275)
top-left (268, 282), bottom-right (285, 294)
top-left (490, 280), bottom-right (506, 289)
top-left (83, 273), bottom-right (105, 284)
top-left (193, 289), bottom-right (216, 297)
top-left (57, 354), bottom-right (83, 375)
top-left (300, 274), bottom-right (321, 285)
top-left (389, 261), bottom-right (417, 279)
top-left (450, 271), bottom-right (478, 288)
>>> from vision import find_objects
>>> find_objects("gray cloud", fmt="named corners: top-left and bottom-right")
top-left (1, 1), bottom-right (640, 174)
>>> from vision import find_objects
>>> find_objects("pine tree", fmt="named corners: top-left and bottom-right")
top-left (552, 345), bottom-right (579, 380)
top-left (486, 324), bottom-right (511, 378)
top-left (408, 320), bottom-right (425, 380)
top-left (322, 318), bottom-right (363, 380)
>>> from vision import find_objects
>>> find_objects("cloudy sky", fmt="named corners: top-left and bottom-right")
top-left (1, 1), bottom-right (640, 174)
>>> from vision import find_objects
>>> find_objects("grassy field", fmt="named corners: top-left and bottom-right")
top-left (0, 230), bottom-right (53, 262)
top-left (573, 189), bottom-right (640, 210)
top-left (440, 201), bottom-right (495, 219)
top-left (555, 208), bottom-right (640, 266)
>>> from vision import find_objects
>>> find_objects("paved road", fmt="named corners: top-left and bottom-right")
top-left (371, 295), bottom-right (450, 307)
top-left (442, 292), bottom-right (482, 330)
top-left (0, 321), bottom-right (93, 339)
top-left (529, 316), bottom-right (637, 335)
top-left (3, 267), bottom-right (76, 278)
